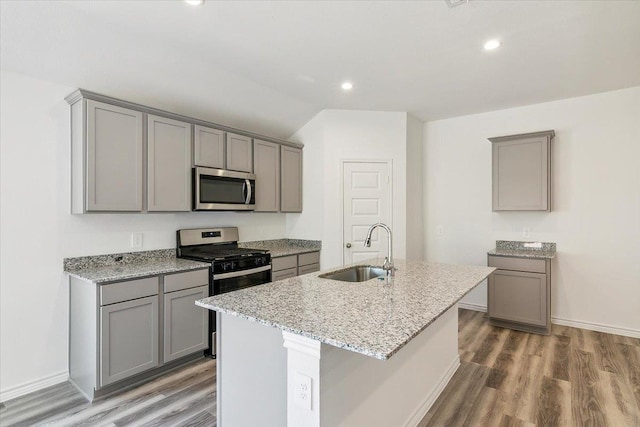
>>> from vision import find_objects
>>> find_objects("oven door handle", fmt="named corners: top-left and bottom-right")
top-left (245, 179), bottom-right (252, 204)
top-left (214, 265), bottom-right (271, 280)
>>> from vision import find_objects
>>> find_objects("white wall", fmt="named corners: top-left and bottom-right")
top-left (0, 70), bottom-right (287, 398)
top-left (406, 114), bottom-right (424, 260)
top-left (423, 86), bottom-right (640, 334)
top-left (288, 110), bottom-right (410, 269)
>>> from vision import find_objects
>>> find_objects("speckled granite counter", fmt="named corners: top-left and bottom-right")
top-left (239, 238), bottom-right (321, 258)
top-left (196, 259), bottom-right (494, 360)
top-left (488, 240), bottom-right (556, 259)
top-left (64, 249), bottom-right (209, 284)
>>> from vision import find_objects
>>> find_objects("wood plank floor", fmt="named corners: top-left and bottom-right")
top-left (0, 357), bottom-right (216, 427)
top-left (420, 309), bottom-right (640, 426)
top-left (1, 309), bottom-right (638, 426)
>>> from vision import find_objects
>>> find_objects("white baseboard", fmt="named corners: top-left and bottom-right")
top-left (404, 355), bottom-right (461, 427)
top-left (0, 371), bottom-right (68, 403)
top-left (458, 302), bottom-right (487, 313)
top-left (552, 317), bottom-right (640, 339)
top-left (457, 302), bottom-right (639, 339)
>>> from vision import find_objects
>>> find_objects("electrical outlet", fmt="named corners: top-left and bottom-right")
top-left (522, 228), bottom-right (531, 238)
top-left (131, 233), bottom-right (143, 249)
top-left (293, 372), bottom-right (312, 410)
top-left (436, 225), bottom-right (444, 236)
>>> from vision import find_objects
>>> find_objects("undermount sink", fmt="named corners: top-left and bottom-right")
top-left (319, 265), bottom-right (385, 282)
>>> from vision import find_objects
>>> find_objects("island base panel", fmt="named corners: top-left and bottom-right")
top-left (217, 305), bottom-right (460, 427)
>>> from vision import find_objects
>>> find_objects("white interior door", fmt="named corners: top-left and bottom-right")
top-left (343, 161), bottom-right (391, 264)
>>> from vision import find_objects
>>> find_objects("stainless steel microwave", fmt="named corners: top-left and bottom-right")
top-left (193, 167), bottom-right (256, 211)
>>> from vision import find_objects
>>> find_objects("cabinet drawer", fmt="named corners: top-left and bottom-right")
top-left (164, 269), bottom-right (209, 293)
top-left (298, 252), bottom-right (320, 267)
top-left (488, 255), bottom-right (546, 273)
top-left (272, 267), bottom-right (297, 281)
top-left (272, 255), bottom-right (297, 272)
top-left (100, 277), bottom-right (159, 306)
top-left (298, 263), bottom-right (320, 276)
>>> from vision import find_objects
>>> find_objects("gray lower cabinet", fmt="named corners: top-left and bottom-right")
top-left (69, 267), bottom-right (209, 401)
top-left (253, 139), bottom-right (280, 212)
top-left (163, 285), bottom-right (208, 363)
top-left (280, 146), bottom-right (303, 212)
top-left (194, 125), bottom-right (225, 169)
top-left (271, 251), bottom-right (320, 281)
top-left (489, 130), bottom-right (554, 211)
top-left (147, 115), bottom-right (192, 211)
top-left (100, 295), bottom-right (159, 386)
top-left (298, 252), bottom-right (320, 275)
top-left (226, 133), bottom-right (253, 173)
top-left (73, 99), bottom-right (144, 213)
top-left (487, 255), bottom-right (551, 335)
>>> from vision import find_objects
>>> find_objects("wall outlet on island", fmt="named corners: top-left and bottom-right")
top-left (522, 228), bottom-right (531, 238)
top-left (293, 372), bottom-right (312, 410)
top-left (131, 232), bottom-right (143, 249)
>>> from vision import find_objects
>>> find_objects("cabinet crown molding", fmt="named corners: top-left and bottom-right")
top-left (65, 88), bottom-right (303, 149)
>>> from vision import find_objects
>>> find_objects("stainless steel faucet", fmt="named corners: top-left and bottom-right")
top-left (364, 223), bottom-right (394, 276)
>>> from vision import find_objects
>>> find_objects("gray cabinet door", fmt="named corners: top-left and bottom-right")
top-left (488, 270), bottom-right (548, 326)
top-left (490, 130), bottom-right (553, 211)
top-left (86, 100), bottom-right (143, 211)
top-left (194, 125), bottom-right (225, 169)
top-left (226, 133), bottom-right (253, 172)
top-left (253, 139), bottom-right (280, 212)
top-left (163, 285), bottom-right (208, 363)
top-left (147, 115), bottom-right (192, 211)
top-left (280, 146), bottom-right (303, 212)
top-left (100, 295), bottom-right (159, 386)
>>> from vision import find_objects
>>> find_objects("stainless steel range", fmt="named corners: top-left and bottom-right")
top-left (176, 227), bottom-right (271, 357)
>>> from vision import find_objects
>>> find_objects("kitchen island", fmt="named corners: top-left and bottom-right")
top-left (196, 259), bottom-right (494, 427)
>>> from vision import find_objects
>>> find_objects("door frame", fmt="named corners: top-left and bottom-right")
top-left (340, 159), bottom-right (393, 265)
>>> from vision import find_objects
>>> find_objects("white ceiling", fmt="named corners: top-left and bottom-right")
top-left (2, 0), bottom-right (639, 139)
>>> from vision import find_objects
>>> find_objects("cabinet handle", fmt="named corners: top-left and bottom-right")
top-left (346, 243), bottom-right (352, 248)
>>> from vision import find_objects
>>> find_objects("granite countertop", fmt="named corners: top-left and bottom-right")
top-left (64, 249), bottom-right (209, 284)
top-left (488, 240), bottom-right (556, 259)
top-left (196, 259), bottom-right (494, 360)
top-left (239, 238), bottom-right (321, 258)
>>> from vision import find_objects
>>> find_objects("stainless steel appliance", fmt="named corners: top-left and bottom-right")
top-left (177, 227), bottom-right (271, 357)
top-left (193, 167), bottom-right (256, 211)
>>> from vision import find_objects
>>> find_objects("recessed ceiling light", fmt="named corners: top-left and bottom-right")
top-left (341, 82), bottom-right (353, 91)
top-left (184, 0), bottom-right (204, 5)
top-left (484, 39), bottom-right (501, 51)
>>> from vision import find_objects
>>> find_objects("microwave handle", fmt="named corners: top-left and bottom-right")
top-left (245, 179), bottom-right (252, 204)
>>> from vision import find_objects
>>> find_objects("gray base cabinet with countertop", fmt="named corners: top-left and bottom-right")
top-left (487, 242), bottom-right (555, 335)
top-left (70, 268), bottom-right (209, 401)
top-left (272, 251), bottom-right (320, 281)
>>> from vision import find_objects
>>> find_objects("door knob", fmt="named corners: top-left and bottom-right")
top-left (346, 243), bottom-right (352, 248)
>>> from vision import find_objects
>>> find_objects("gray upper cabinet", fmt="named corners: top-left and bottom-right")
top-left (67, 90), bottom-right (303, 214)
top-left (226, 133), bottom-right (253, 173)
top-left (147, 115), bottom-right (192, 211)
top-left (489, 130), bottom-right (554, 211)
top-left (253, 139), bottom-right (280, 212)
top-left (194, 125), bottom-right (225, 169)
top-left (83, 100), bottom-right (144, 212)
top-left (280, 146), bottom-right (303, 212)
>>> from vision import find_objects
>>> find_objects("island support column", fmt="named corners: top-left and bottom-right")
top-left (282, 332), bottom-right (322, 427)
